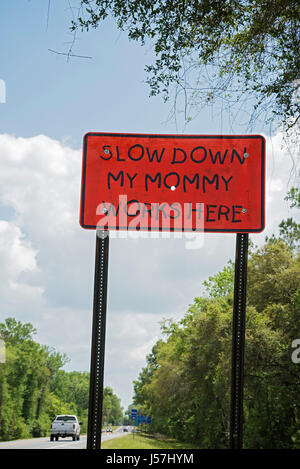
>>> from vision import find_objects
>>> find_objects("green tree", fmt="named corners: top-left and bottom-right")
top-left (102, 387), bottom-right (123, 425)
top-left (278, 187), bottom-right (300, 251)
top-left (247, 238), bottom-right (300, 312)
top-left (73, 0), bottom-right (300, 129)
top-left (285, 187), bottom-right (300, 209)
top-left (203, 262), bottom-right (234, 300)
top-left (0, 318), bottom-right (37, 345)
top-left (0, 318), bottom-right (124, 440)
top-left (133, 230), bottom-right (300, 447)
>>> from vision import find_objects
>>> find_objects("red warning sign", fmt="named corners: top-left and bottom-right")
top-left (80, 133), bottom-right (265, 233)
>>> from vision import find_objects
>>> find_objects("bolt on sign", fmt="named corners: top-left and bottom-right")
top-left (80, 133), bottom-right (265, 233)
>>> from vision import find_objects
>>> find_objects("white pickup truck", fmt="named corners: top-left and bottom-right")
top-left (50, 415), bottom-right (82, 441)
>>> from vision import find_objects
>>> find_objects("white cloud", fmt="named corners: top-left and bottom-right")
top-left (0, 221), bottom-right (38, 275)
top-left (269, 178), bottom-right (283, 193)
top-left (0, 131), bottom-right (298, 409)
top-left (0, 221), bottom-right (44, 307)
top-left (0, 133), bottom-right (81, 239)
top-left (106, 311), bottom-right (161, 364)
top-left (35, 305), bottom-right (92, 369)
top-left (257, 132), bottom-right (300, 244)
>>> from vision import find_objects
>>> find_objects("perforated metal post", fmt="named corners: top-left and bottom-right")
top-left (87, 230), bottom-right (109, 450)
top-left (230, 233), bottom-right (249, 449)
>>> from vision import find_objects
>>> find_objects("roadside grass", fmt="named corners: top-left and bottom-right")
top-left (101, 432), bottom-right (198, 450)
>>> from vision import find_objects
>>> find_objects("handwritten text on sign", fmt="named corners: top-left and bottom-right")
top-left (80, 133), bottom-right (265, 233)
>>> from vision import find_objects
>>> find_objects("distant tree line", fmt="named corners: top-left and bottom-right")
top-left (0, 319), bottom-right (123, 441)
top-left (132, 188), bottom-right (300, 448)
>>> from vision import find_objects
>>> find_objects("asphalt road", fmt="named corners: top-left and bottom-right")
top-left (0, 426), bottom-right (132, 450)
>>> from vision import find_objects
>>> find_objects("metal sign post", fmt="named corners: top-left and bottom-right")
top-left (87, 230), bottom-right (109, 450)
top-left (230, 233), bottom-right (249, 449)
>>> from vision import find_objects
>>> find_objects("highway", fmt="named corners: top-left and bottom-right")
top-left (0, 426), bottom-right (132, 450)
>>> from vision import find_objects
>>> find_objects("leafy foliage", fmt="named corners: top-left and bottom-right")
top-left (133, 206), bottom-right (300, 448)
top-left (73, 0), bottom-right (300, 129)
top-left (278, 187), bottom-right (300, 250)
top-left (203, 262), bottom-right (234, 299)
top-left (0, 319), bottom-right (123, 440)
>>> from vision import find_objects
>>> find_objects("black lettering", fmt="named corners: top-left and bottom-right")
top-left (145, 173), bottom-right (161, 191)
top-left (156, 203), bottom-right (168, 219)
top-left (209, 149), bottom-right (228, 164)
top-left (190, 146), bottom-right (207, 163)
top-left (128, 144), bottom-right (144, 161)
top-left (125, 199), bottom-right (141, 217)
top-left (221, 175), bottom-right (233, 191)
top-left (186, 203), bottom-right (203, 220)
top-left (183, 174), bottom-right (199, 192)
top-left (101, 201), bottom-right (121, 216)
top-left (232, 205), bottom-right (243, 223)
top-left (202, 174), bottom-right (219, 193)
top-left (218, 205), bottom-right (230, 221)
top-left (172, 148), bottom-right (187, 164)
top-left (107, 171), bottom-right (124, 189)
top-left (206, 205), bottom-right (217, 222)
top-left (146, 147), bottom-right (165, 162)
top-left (231, 148), bottom-right (245, 164)
top-left (163, 172), bottom-right (180, 189)
top-left (116, 145), bottom-right (125, 161)
top-left (169, 203), bottom-right (182, 219)
top-left (99, 145), bottom-right (112, 160)
top-left (126, 172), bottom-right (138, 188)
top-left (141, 202), bottom-right (152, 218)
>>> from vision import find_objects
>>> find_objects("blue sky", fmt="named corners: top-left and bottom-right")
top-left (0, 0), bottom-right (272, 145)
top-left (0, 0), bottom-right (199, 144)
top-left (0, 1), bottom-right (298, 410)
